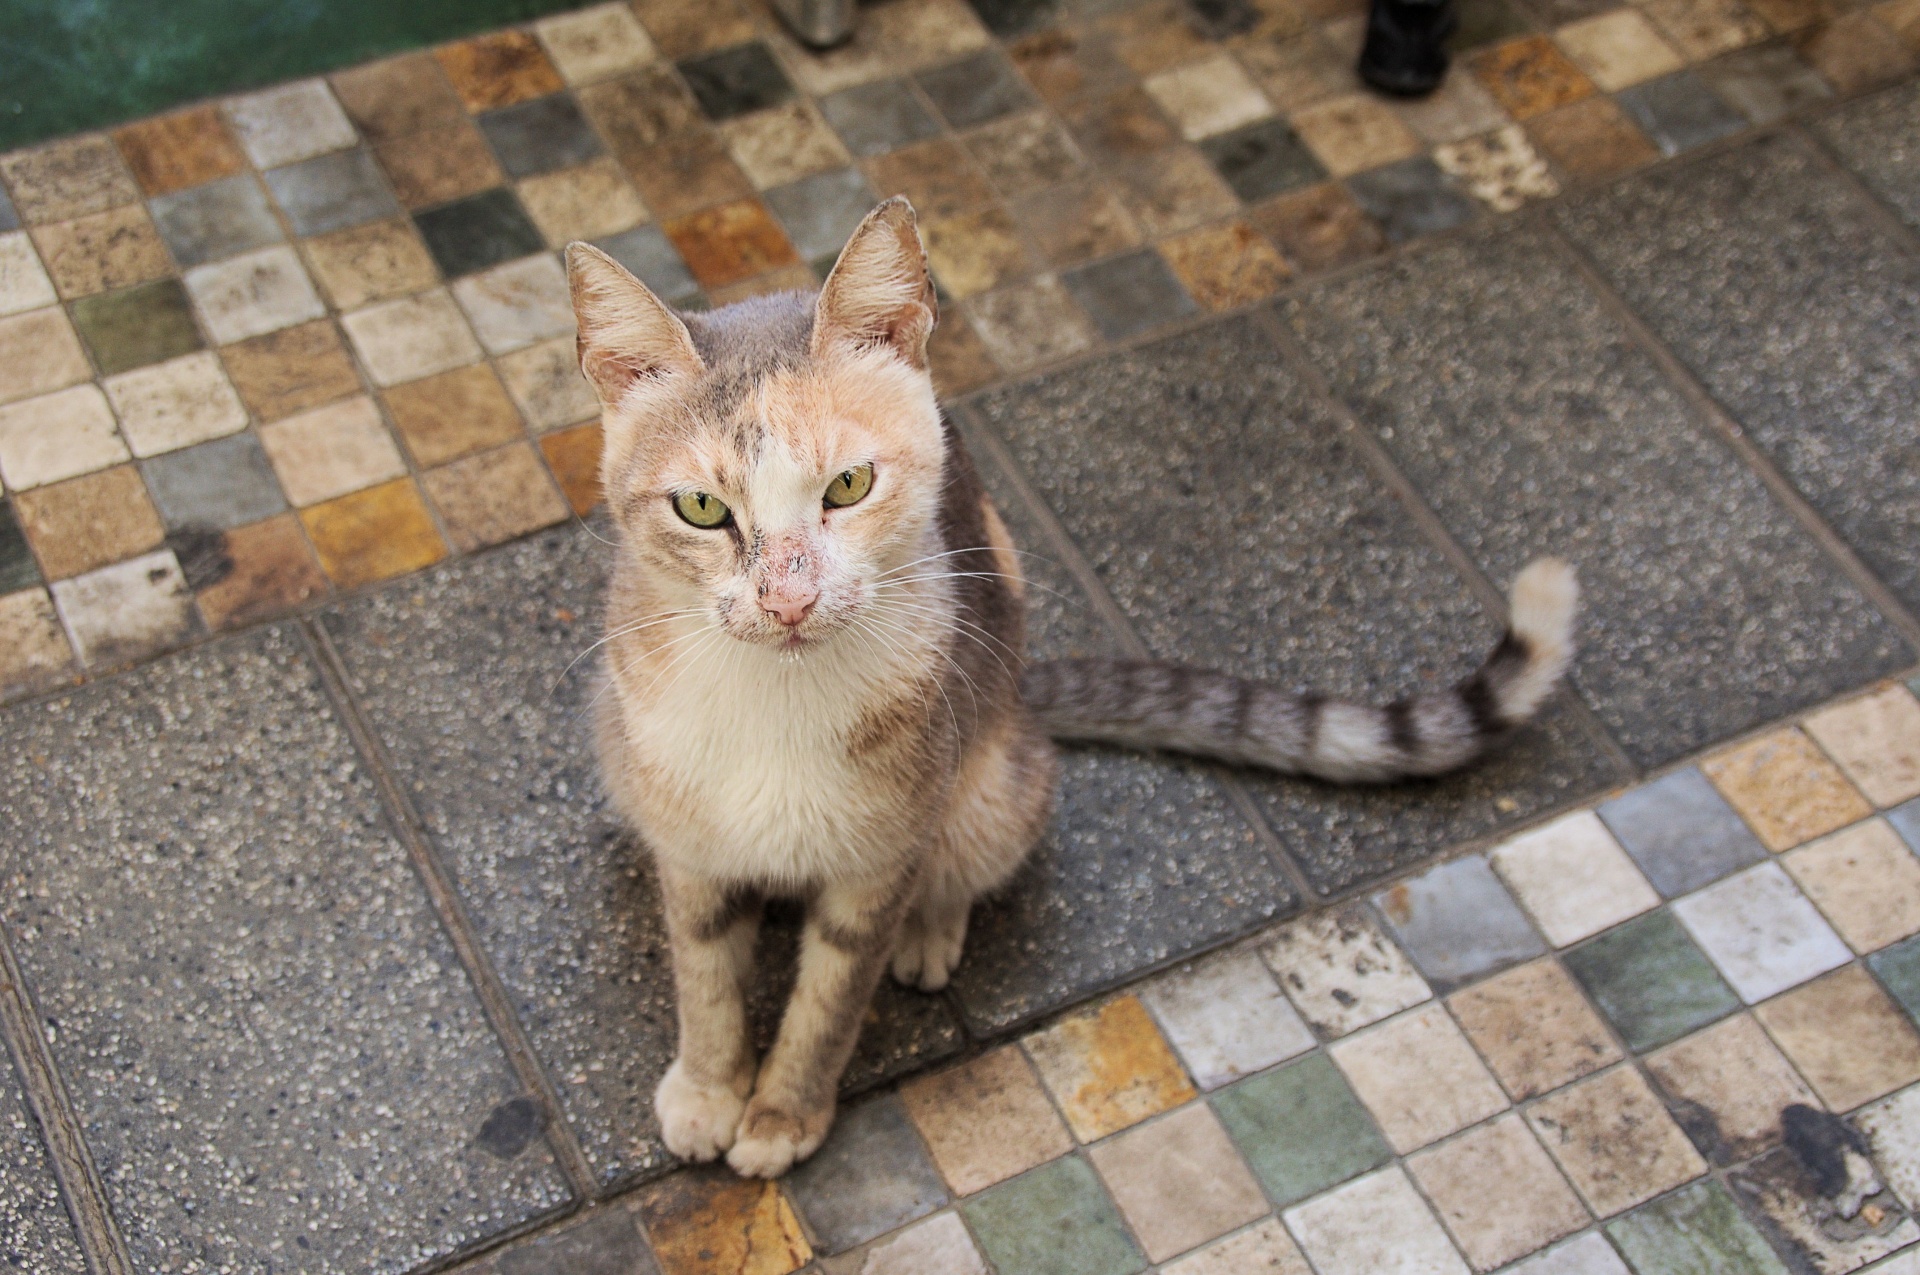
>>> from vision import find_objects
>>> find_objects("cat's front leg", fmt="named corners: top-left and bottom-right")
top-left (726, 869), bottom-right (914, 1177)
top-left (656, 867), bottom-right (761, 1161)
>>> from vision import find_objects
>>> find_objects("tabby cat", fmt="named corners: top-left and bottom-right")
top-left (565, 198), bottom-right (1577, 1177)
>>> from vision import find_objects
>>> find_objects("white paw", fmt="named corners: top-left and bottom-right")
top-left (656, 1059), bottom-right (748, 1162)
top-left (890, 914), bottom-right (967, 992)
top-left (725, 1099), bottom-right (831, 1178)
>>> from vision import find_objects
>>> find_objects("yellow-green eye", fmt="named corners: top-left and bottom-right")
top-left (673, 491), bottom-right (731, 528)
top-left (824, 463), bottom-right (874, 509)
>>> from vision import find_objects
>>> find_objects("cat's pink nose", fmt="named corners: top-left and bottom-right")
top-left (761, 588), bottom-right (817, 627)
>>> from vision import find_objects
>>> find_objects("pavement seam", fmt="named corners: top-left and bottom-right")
top-left (299, 616), bottom-right (603, 1205)
top-left (1784, 120), bottom-right (1920, 261)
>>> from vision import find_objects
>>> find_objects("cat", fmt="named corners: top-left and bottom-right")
top-left (565, 197), bottom-right (1577, 1178)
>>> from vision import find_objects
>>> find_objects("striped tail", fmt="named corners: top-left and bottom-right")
top-left (1020, 558), bottom-right (1578, 783)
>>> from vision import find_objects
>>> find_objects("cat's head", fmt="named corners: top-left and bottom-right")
top-left (567, 198), bottom-right (946, 653)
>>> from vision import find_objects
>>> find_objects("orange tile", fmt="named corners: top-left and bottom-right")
top-left (663, 200), bottom-right (800, 289)
top-left (331, 52), bottom-right (467, 142)
top-left (113, 106), bottom-right (247, 196)
top-left (193, 514), bottom-right (328, 629)
top-left (422, 442), bottom-right (570, 552)
top-left (1525, 97), bottom-right (1661, 180)
top-left (300, 477), bottom-right (448, 588)
top-left (13, 465), bottom-right (165, 579)
top-left (383, 364), bottom-right (525, 467)
top-left (1470, 36), bottom-right (1598, 119)
top-left (634, 1171), bottom-right (811, 1275)
top-left (1250, 181), bottom-right (1387, 273)
top-left (435, 31), bottom-right (565, 112)
top-left (1703, 727), bottom-right (1872, 851)
top-left (539, 422), bottom-right (603, 516)
top-left (220, 320), bottom-right (362, 423)
top-left (1023, 995), bottom-right (1198, 1142)
top-left (375, 120), bottom-right (505, 209)
top-left (1158, 221), bottom-right (1293, 311)
top-left (31, 206), bottom-right (172, 299)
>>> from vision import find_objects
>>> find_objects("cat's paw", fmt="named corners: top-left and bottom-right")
top-left (656, 1059), bottom-right (749, 1162)
top-left (890, 911), bottom-right (967, 992)
top-left (725, 1097), bottom-right (833, 1178)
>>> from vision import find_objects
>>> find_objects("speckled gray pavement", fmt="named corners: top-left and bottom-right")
top-left (3, 99), bottom-right (1920, 1271)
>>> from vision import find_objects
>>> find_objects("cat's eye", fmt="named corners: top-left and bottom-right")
top-left (673, 490), bottom-right (731, 528)
top-left (824, 464), bottom-right (874, 509)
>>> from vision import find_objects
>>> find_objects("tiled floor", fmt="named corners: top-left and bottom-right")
top-left (4, 0), bottom-right (1920, 1272)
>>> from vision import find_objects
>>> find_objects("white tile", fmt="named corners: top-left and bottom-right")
top-left (1502, 1232), bottom-right (1631, 1275)
top-left (1141, 948), bottom-right (1316, 1090)
top-left (1492, 811), bottom-right (1660, 947)
top-left (1284, 1166), bottom-right (1470, 1275)
top-left (225, 80), bottom-right (357, 168)
top-left (0, 231), bottom-right (58, 316)
top-left (845, 1211), bottom-right (987, 1275)
top-left (1805, 686), bottom-right (1920, 808)
top-left (259, 396), bottom-right (406, 506)
top-left (1867, 1251), bottom-right (1920, 1275)
top-left (49, 550), bottom-right (195, 668)
top-left (341, 290), bottom-right (483, 387)
top-left (102, 352), bottom-right (248, 456)
top-left (1856, 1084), bottom-right (1920, 1211)
top-left (1328, 1003), bottom-right (1509, 1153)
top-left (184, 245), bottom-right (326, 344)
top-left (1261, 908), bottom-right (1431, 1038)
top-left (1161, 1218), bottom-right (1312, 1275)
top-left (0, 384), bottom-right (128, 489)
top-left (0, 306), bottom-right (93, 406)
top-left (535, 2), bottom-right (657, 83)
top-left (451, 253), bottom-right (575, 355)
top-left (497, 336), bottom-right (597, 432)
top-left (1142, 53), bottom-right (1273, 140)
top-left (1672, 861), bottom-right (1852, 1004)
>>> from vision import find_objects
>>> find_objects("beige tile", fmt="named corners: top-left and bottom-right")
top-left (1142, 52), bottom-right (1276, 139)
top-left (1636, 0), bottom-right (1772, 58)
top-left (1526, 1065), bottom-right (1707, 1216)
top-left (1111, 147), bottom-right (1242, 237)
top-left (1262, 906), bottom-right (1431, 1037)
top-left (899, 1045), bottom-right (1073, 1195)
top-left (1233, 32), bottom-right (1353, 113)
top-left (1795, 11), bottom-right (1918, 94)
top-left (1406, 1114), bottom-right (1589, 1270)
top-left (1024, 995), bottom-right (1198, 1142)
top-left (0, 589), bottom-right (76, 698)
top-left (1784, 818), bottom-right (1920, 954)
top-left (923, 207), bottom-right (1030, 299)
top-left (962, 277), bottom-right (1097, 372)
top-left (1290, 93), bottom-right (1423, 176)
top-left (1492, 811), bottom-right (1660, 947)
top-left (1330, 1003), bottom-right (1509, 1153)
top-left (497, 337), bottom-right (598, 433)
top-left (341, 289), bottom-right (482, 387)
top-left (1393, 73), bottom-right (1511, 145)
top-left (0, 135), bottom-right (140, 226)
top-left (1644, 1013), bottom-right (1821, 1162)
top-left (30, 205), bottom-right (172, 299)
top-left (1448, 957), bottom-right (1622, 1101)
top-left (0, 307), bottom-right (93, 406)
top-left (1555, 9), bottom-right (1686, 88)
top-left (518, 159), bottom-right (649, 245)
top-left (383, 364), bottom-right (524, 467)
top-left (965, 112), bottom-right (1085, 201)
top-left (1095, 0), bottom-right (1216, 75)
top-left (301, 218), bottom-right (440, 311)
top-left (185, 245), bottom-right (327, 345)
top-left (421, 442), bottom-right (569, 552)
top-left (1756, 964), bottom-right (1920, 1111)
top-left (1703, 727), bottom-right (1873, 851)
top-left (535, 2), bottom-right (656, 84)
top-left (1283, 1166), bottom-right (1471, 1275)
top-left (1160, 1219), bottom-right (1311, 1275)
top-left (1088, 1103), bottom-right (1268, 1262)
top-left (1804, 685), bottom-right (1920, 808)
top-left (764, 0), bottom-right (992, 96)
top-left (720, 101), bottom-right (852, 190)
top-left (1014, 180), bottom-right (1141, 268)
top-left (13, 465), bottom-right (164, 580)
top-left (450, 254), bottom-right (574, 356)
top-left (0, 232), bottom-right (59, 317)
top-left (259, 395), bottom-right (406, 506)
top-left (102, 352), bottom-right (247, 457)
top-left (218, 320), bottom-right (361, 423)
top-left (0, 385), bottom-right (128, 489)
top-left (1433, 125), bottom-right (1560, 212)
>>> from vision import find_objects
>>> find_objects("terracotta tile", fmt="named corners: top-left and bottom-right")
top-left (900, 1046), bottom-right (1074, 1196)
top-left (0, 233), bottom-right (58, 317)
top-left (1525, 96), bottom-right (1662, 178)
top-left (758, 0), bottom-right (992, 97)
top-left (1330, 1003), bottom-right (1510, 1153)
top-left (113, 107), bottom-right (246, 197)
top-left (623, 131), bottom-right (756, 221)
top-left (375, 120), bottom-right (504, 209)
top-left (1014, 180), bottom-right (1142, 268)
top-left (1637, 0), bottom-right (1773, 57)
top-left (0, 384), bottom-right (130, 489)
top-left (1526, 1065), bottom-right (1708, 1216)
top-left (1023, 995), bottom-right (1198, 1142)
top-left (13, 466), bottom-right (164, 579)
top-left (0, 306), bottom-right (97, 406)
top-left (1250, 181), bottom-right (1387, 271)
top-left (340, 288), bottom-right (483, 387)
top-left (301, 218), bottom-right (440, 311)
top-left (1405, 1114), bottom-right (1590, 1270)
top-left (964, 111), bottom-right (1086, 200)
top-left (1095, 0), bottom-right (1216, 74)
top-left (578, 65), bottom-right (704, 160)
top-left (259, 395), bottom-right (406, 507)
top-left (662, 200), bottom-right (800, 288)
top-left (1805, 686), bottom-right (1920, 809)
top-left (1644, 1013), bottom-right (1821, 1162)
top-left (706, 264), bottom-right (818, 305)
top-left (1433, 124), bottom-right (1561, 210)
top-left (1261, 906), bottom-right (1431, 1037)
top-left (923, 207), bottom-right (1030, 298)
top-left (1059, 87), bottom-right (1183, 165)
top-left (862, 137), bottom-right (998, 221)
top-left (1157, 220), bottom-right (1292, 310)
top-left (0, 588), bottom-right (77, 699)
top-left (1469, 36), bottom-right (1599, 118)
top-left (1143, 52), bottom-right (1277, 140)
top-left (331, 53), bottom-right (467, 142)
top-left (101, 351), bottom-right (248, 457)
top-left (219, 319), bottom-right (362, 422)
top-left (720, 101), bottom-right (852, 190)
top-left (300, 477), bottom-right (447, 588)
top-left (1761, 964), bottom-right (1920, 1109)
top-left (536, 3), bottom-right (658, 85)
top-left (1008, 27), bottom-right (1137, 106)
top-left (421, 442), bottom-right (567, 552)
top-left (1555, 9), bottom-right (1686, 88)
top-left (1784, 818), bottom-right (1920, 954)
top-left (539, 422), bottom-right (603, 515)
top-left (925, 312), bottom-right (998, 397)
top-left (632, 0), bottom-right (757, 60)
top-left (1234, 32), bottom-right (1355, 113)
top-left (499, 336), bottom-right (598, 432)
top-left (636, 1170), bottom-right (811, 1275)
top-left (1089, 1103), bottom-right (1268, 1263)
top-left (1448, 957), bottom-right (1623, 1100)
top-left (963, 275), bottom-right (1098, 371)
top-left (31, 206), bottom-right (172, 299)
top-left (48, 548), bottom-right (197, 668)
top-left (435, 32), bottom-right (565, 112)
top-left (191, 513), bottom-right (326, 628)
top-left (1703, 727), bottom-right (1872, 851)
top-left (383, 363), bottom-right (524, 466)
top-left (0, 135), bottom-right (141, 225)
top-left (1111, 146), bottom-right (1242, 236)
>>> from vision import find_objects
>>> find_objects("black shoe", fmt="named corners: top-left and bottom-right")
top-left (1357, 0), bottom-right (1457, 97)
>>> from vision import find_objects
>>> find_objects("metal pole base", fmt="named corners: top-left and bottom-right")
top-left (771, 0), bottom-right (858, 48)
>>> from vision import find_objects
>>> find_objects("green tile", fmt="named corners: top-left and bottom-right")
top-left (1563, 910), bottom-right (1740, 1053)
top-left (1870, 934), bottom-right (1920, 1025)
top-left (69, 280), bottom-right (204, 377)
top-left (961, 1156), bottom-right (1145, 1275)
top-left (1210, 1053), bottom-right (1391, 1207)
top-left (1606, 1181), bottom-right (1790, 1274)
top-left (1, 501), bottom-right (42, 594)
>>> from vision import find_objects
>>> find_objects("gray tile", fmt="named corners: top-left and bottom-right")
top-left (1598, 768), bottom-right (1767, 897)
top-left (916, 49), bottom-right (1038, 129)
top-left (1060, 250), bottom-right (1196, 341)
top-left (0, 184), bottom-right (18, 232)
top-left (1201, 118), bottom-right (1326, 203)
top-left (785, 1094), bottom-right (948, 1254)
top-left (1284, 221), bottom-right (1910, 766)
top-left (263, 147), bottom-right (399, 236)
top-left (818, 78), bottom-right (943, 157)
top-left (1560, 135), bottom-right (1920, 621)
top-left (677, 43), bottom-right (795, 121)
top-left (140, 433), bottom-right (289, 532)
top-left (1371, 854), bottom-right (1543, 991)
top-left (972, 316), bottom-right (1622, 896)
top-left (1892, 796), bottom-right (1920, 853)
top-left (480, 94), bottom-right (605, 180)
top-left (1698, 44), bottom-right (1832, 126)
top-left (765, 167), bottom-right (876, 261)
top-left (493, 1204), bottom-right (659, 1275)
top-left (1345, 158), bottom-right (1478, 243)
top-left (593, 223), bottom-right (700, 306)
top-left (1813, 80), bottom-right (1920, 233)
top-left (148, 174), bottom-right (284, 268)
top-left (0, 1046), bottom-right (88, 1275)
top-left (0, 626), bottom-right (572, 1273)
top-left (320, 526), bottom-right (964, 1185)
top-left (1615, 71), bottom-right (1746, 156)
top-left (1871, 933), bottom-right (1920, 1023)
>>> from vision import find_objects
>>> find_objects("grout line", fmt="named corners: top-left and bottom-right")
top-left (1784, 120), bottom-right (1920, 260)
top-left (0, 920), bottom-right (136, 1275)
top-left (298, 615), bottom-right (602, 1204)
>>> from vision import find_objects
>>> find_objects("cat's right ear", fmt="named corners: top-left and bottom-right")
top-left (565, 242), bottom-right (704, 404)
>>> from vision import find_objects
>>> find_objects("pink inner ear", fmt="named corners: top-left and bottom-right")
top-left (581, 345), bottom-right (657, 399)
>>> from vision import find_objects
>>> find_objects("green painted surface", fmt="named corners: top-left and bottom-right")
top-left (962, 1157), bottom-right (1145, 1275)
top-left (1210, 1053), bottom-right (1392, 1208)
top-left (1606, 1182), bottom-right (1791, 1274)
top-left (1563, 910), bottom-right (1740, 1053)
top-left (0, 0), bottom-right (591, 151)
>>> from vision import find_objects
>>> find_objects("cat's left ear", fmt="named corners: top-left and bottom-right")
top-left (812, 197), bottom-right (938, 370)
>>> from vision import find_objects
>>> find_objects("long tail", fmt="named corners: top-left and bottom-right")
top-left (1020, 558), bottom-right (1578, 783)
